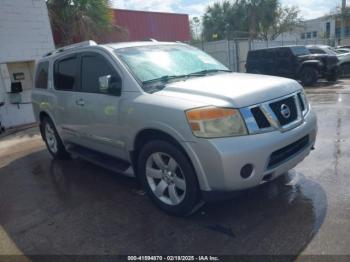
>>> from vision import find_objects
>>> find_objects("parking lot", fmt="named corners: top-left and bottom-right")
top-left (0, 80), bottom-right (349, 257)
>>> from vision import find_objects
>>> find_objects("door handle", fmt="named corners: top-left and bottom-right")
top-left (76, 98), bottom-right (85, 106)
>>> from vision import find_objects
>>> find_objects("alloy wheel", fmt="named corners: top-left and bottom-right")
top-left (145, 152), bottom-right (186, 206)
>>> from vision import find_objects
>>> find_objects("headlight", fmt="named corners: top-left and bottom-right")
top-left (300, 90), bottom-right (310, 111)
top-left (185, 106), bottom-right (247, 138)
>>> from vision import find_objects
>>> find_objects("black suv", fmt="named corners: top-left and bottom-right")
top-left (246, 46), bottom-right (339, 86)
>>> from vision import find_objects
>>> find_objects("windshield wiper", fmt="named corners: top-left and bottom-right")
top-left (187, 69), bottom-right (232, 76)
top-left (142, 74), bottom-right (188, 85)
top-left (142, 69), bottom-right (232, 93)
top-left (143, 69), bottom-right (232, 85)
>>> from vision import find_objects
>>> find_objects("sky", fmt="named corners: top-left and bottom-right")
top-left (111, 0), bottom-right (340, 20)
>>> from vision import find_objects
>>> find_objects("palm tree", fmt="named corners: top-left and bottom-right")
top-left (47, 0), bottom-right (127, 46)
top-left (202, 1), bottom-right (232, 41)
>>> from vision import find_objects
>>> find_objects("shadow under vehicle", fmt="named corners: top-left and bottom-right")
top-left (0, 149), bottom-right (327, 257)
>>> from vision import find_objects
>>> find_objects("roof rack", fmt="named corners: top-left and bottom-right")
top-left (43, 40), bottom-right (97, 57)
top-left (141, 38), bottom-right (158, 42)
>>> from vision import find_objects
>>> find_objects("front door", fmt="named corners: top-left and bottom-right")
top-left (52, 54), bottom-right (81, 144)
top-left (74, 51), bottom-right (126, 159)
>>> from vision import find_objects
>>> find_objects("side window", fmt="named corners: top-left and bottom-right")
top-left (262, 50), bottom-right (274, 60)
top-left (54, 56), bottom-right (78, 91)
top-left (276, 48), bottom-right (292, 58)
top-left (81, 53), bottom-right (121, 94)
top-left (309, 48), bottom-right (325, 54)
top-left (248, 51), bottom-right (260, 60)
top-left (35, 61), bottom-right (49, 89)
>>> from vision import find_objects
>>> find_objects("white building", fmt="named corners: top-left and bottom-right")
top-left (275, 16), bottom-right (336, 46)
top-left (0, 0), bottom-right (54, 129)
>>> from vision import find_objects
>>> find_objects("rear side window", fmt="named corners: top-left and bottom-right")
top-left (35, 61), bottom-right (49, 89)
top-left (262, 50), bottom-right (275, 59)
top-left (248, 51), bottom-right (260, 60)
top-left (54, 56), bottom-right (78, 91)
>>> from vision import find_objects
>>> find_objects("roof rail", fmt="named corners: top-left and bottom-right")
top-left (141, 38), bottom-right (158, 42)
top-left (43, 40), bottom-right (97, 57)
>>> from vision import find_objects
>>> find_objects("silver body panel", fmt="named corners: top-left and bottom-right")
top-left (32, 42), bottom-right (317, 193)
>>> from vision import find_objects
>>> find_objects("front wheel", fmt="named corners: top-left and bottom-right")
top-left (300, 67), bottom-right (318, 86)
top-left (41, 117), bottom-right (70, 159)
top-left (326, 69), bottom-right (338, 82)
top-left (137, 140), bottom-right (201, 216)
top-left (339, 64), bottom-right (350, 78)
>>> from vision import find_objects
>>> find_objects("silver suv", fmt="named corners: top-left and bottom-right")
top-left (32, 40), bottom-right (317, 215)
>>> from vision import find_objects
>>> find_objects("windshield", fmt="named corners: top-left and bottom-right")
top-left (290, 46), bottom-right (310, 56)
top-left (114, 44), bottom-right (229, 85)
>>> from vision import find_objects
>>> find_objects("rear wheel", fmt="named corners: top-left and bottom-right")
top-left (41, 117), bottom-right (70, 159)
top-left (300, 67), bottom-right (318, 86)
top-left (137, 140), bottom-right (201, 216)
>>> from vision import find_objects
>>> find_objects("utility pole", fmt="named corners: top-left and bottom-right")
top-left (341, 0), bottom-right (347, 43)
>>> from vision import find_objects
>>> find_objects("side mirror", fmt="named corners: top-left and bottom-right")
top-left (98, 75), bottom-right (111, 93)
top-left (98, 75), bottom-right (122, 96)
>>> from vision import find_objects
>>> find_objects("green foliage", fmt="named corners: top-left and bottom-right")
top-left (47, 0), bottom-right (116, 45)
top-left (202, 0), bottom-right (302, 41)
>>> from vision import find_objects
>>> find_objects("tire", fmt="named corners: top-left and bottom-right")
top-left (326, 69), bottom-right (338, 82)
top-left (339, 64), bottom-right (350, 78)
top-left (300, 67), bottom-right (318, 86)
top-left (137, 140), bottom-right (201, 216)
top-left (41, 117), bottom-right (70, 159)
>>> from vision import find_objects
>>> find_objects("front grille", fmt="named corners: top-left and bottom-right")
top-left (251, 106), bottom-right (270, 129)
top-left (269, 96), bottom-right (298, 126)
top-left (267, 135), bottom-right (309, 168)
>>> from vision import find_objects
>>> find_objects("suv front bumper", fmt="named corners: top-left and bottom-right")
top-left (183, 109), bottom-right (317, 192)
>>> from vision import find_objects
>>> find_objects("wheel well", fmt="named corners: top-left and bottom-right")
top-left (340, 62), bottom-right (350, 67)
top-left (300, 64), bottom-right (319, 72)
top-left (39, 111), bottom-right (50, 123)
top-left (131, 129), bottom-right (188, 174)
top-left (38, 112), bottom-right (51, 137)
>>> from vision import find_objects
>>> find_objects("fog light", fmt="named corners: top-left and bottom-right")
top-left (240, 164), bottom-right (254, 179)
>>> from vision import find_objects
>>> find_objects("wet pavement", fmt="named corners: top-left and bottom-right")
top-left (0, 81), bottom-right (350, 256)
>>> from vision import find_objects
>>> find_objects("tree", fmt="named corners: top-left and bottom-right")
top-left (47, 0), bottom-right (127, 46)
top-left (258, 5), bottom-right (303, 40)
top-left (202, 0), bottom-right (302, 41)
top-left (202, 1), bottom-right (233, 41)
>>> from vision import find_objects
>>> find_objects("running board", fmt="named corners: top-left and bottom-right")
top-left (66, 144), bottom-right (135, 177)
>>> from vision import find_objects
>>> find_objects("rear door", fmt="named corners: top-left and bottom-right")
top-left (261, 49), bottom-right (276, 75)
top-left (74, 51), bottom-right (126, 159)
top-left (275, 48), bottom-right (295, 78)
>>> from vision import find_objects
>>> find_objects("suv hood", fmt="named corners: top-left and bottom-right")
top-left (157, 73), bottom-right (301, 108)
